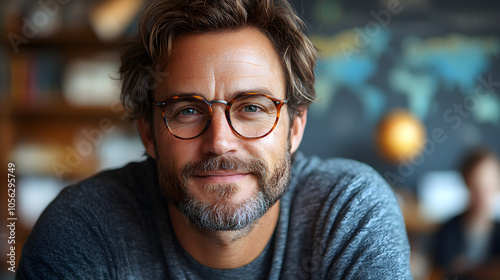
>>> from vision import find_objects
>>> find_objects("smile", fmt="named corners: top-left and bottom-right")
top-left (193, 172), bottom-right (249, 184)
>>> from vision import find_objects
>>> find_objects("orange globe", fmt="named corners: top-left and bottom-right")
top-left (376, 109), bottom-right (426, 163)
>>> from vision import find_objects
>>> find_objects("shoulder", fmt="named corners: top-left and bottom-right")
top-left (282, 153), bottom-right (411, 278)
top-left (18, 159), bottom-right (160, 278)
top-left (55, 158), bottom-right (157, 210)
top-left (289, 153), bottom-right (396, 211)
top-left (35, 158), bottom-right (159, 239)
top-left (28, 157), bottom-right (156, 230)
top-left (434, 215), bottom-right (466, 250)
top-left (77, 157), bottom-right (156, 194)
top-left (438, 214), bottom-right (464, 232)
top-left (291, 152), bottom-right (387, 185)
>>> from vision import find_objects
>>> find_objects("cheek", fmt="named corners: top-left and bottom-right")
top-left (246, 120), bottom-right (291, 163)
top-left (154, 126), bottom-right (200, 169)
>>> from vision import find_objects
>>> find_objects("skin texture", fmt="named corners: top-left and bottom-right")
top-left (138, 27), bottom-right (307, 269)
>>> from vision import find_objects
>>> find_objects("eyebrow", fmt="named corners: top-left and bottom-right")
top-left (160, 87), bottom-right (278, 102)
top-left (233, 87), bottom-right (276, 98)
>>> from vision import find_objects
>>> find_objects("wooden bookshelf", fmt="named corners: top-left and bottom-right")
top-left (1, 7), bottom-right (139, 273)
top-left (11, 103), bottom-right (126, 120)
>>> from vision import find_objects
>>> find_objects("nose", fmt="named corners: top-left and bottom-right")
top-left (200, 104), bottom-right (238, 156)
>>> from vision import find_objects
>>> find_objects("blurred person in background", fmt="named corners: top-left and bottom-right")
top-left (434, 148), bottom-right (500, 280)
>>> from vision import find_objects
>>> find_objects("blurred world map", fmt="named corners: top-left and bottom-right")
top-left (312, 29), bottom-right (500, 125)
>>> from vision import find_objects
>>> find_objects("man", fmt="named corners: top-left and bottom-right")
top-left (18, 0), bottom-right (411, 279)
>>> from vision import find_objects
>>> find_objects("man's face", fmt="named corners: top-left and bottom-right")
top-left (141, 27), bottom-right (306, 231)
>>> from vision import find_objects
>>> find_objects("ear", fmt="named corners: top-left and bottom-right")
top-left (290, 108), bottom-right (308, 154)
top-left (138, 117), bottom-right (156, 159)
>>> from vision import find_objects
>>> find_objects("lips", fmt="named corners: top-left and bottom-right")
top-left (180, 156), bottom-right (266, 187)
top-left (193, 171), bottom-right (249, 184)
top-left (195, 170), bottom-right (247, 176)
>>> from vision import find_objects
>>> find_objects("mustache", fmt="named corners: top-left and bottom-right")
top-left (181, 156), bottom-right (267, 182)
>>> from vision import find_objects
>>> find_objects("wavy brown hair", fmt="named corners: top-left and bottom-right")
top-left (119, 0), bottom-right (317, 122)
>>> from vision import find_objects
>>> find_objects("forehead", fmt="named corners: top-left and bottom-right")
top-left (155, 27), bottom-right (285, 100)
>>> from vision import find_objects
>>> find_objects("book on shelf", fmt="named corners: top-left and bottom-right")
top-left (0, 48), bottom-right (9, 100)
top-left (10, 50), bottom-right (122, 109)
top-left (10, 50), bottom-right (63, 108)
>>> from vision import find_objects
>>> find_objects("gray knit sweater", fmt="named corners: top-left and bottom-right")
top-left (17, 153), bottom-right (412, 279)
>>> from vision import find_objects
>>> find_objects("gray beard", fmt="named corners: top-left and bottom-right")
top-left (178, 187), bottom-right (270, 231)
top-left (154, 139), bottom-right (291, 232)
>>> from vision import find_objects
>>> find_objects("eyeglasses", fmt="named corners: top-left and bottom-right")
top-left (152, 93), bottom-right (288, 140)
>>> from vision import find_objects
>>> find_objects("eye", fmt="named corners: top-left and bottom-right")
top-left (243, 105), bottom-right (260, 113)
top-left (180, 108), bottom-right (198, 115)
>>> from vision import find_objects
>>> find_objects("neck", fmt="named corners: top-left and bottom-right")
top-left (168, 201), bottom-right (280, 269)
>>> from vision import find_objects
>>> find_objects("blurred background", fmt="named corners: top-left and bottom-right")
top-left (1, 0), bottom-right (499, 279)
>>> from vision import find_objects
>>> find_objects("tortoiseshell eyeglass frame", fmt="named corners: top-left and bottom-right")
top-left (152, 92), bottom-right (288, 140)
